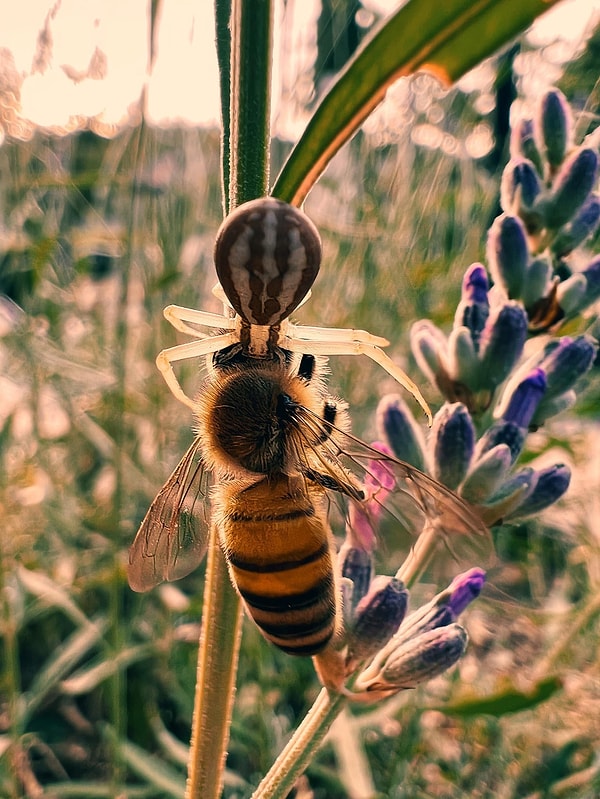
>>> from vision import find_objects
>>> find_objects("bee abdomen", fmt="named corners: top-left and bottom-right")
top-left (236, 575), bottom-right (336, 656)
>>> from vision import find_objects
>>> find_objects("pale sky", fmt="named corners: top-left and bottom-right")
top-left (0, 0), bottom-right (599, 136)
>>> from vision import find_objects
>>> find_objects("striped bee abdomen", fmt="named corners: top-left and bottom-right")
top-left (216, 476), bottom-right (338, 656)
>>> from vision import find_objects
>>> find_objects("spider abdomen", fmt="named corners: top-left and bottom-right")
top-left (214, 197), bottom-right (322, 327)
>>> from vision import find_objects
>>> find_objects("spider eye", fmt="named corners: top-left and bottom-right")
top-left (214, 198), bottom-right (322, 327)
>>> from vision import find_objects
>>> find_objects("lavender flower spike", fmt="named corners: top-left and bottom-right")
top-left (432, 402), bottom-right (475, 490)
top-left (454, 263), bottom-right (490, 349)
top-left (545, 148), bottom-right (598, 230)
top-left (377, 394), bottom-right (426, 471)
top-left (508, 464), bottom-right (571, 519)
top-left (446, 567), bottom-right (487, 615)
top-left (346, 576), bottom-right (409, 665)
top-left (487, 214), bottom-right (529, 300)
top-left (538, 88), bottom-right (573, 170)
top-left (479, 302), bottom-right (528, 388)
top-left (502, 368), bottom-right (547, 428)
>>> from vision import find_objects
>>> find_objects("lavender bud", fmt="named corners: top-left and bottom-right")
top-left (446, 568), bottom-right (486, 614)
top-left (508, 464), bottom-right (571, 518)
top-left (501, 368), bottom-right (547, 428)
top-left (479, 302), bottom-right (528, 388)
top-left (582, 256), bottom-right (600, 304)
top-left (454, 263), bottom-right (490, 349)
top-left (476, 421), bottom-right (526, 465)
top-left (556, 273), bottom-right (588, 315)
top-left (539, 335), bottom-right (597, 398)
top-left (487, 214), bottom-right (529, 300)
top-left (376, 394), bottom-right (426, 471)
top-left (355, 625), bottom-right (468, 693)
top-left (500, 157), bottom-right (542, 214)
top-left (461, 444), bottom-right (513, 503)
top-left (510, 118), bottom-right (544, 175)
top-left (432, 403), bottom-right (475, 490)
top-left (346, 576), bottom-right (408, 664)
top-left (339, 544), bottom-right (374, 611)
top-left (480, 468), bottom-right (536, 525)
top-left (545, 148), bottom-right (598, 230)
top-left (411, 320), bottom-right (448, 388)
top-left (523, 257), bottom-right (552, 309)
top-left (395, 568), bottom-right (486, 642)
top-left (447, 326), bottom-right (479, 386)
top-left (538, 89), bottom-right (573, 170)
top-left (551, 194), bottom-right (600, 258)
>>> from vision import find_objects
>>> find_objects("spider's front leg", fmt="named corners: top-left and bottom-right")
top-left (283, 324), bottom-right (432, 424)
top-left (156, 330), bottom-right (238, 411)
top-left (163, 303), bottom-right (237, 339)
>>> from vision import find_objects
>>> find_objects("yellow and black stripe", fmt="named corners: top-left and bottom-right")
top-left (217, 476), bottom-right (337, 656)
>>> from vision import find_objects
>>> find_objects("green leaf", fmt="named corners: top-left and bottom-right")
top-left (441, 675), bottom-right (563, 717)
top-left (272, 0), bottom-right (563, 205)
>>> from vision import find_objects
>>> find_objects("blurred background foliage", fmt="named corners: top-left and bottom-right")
top-left (1, 1), bottom-right (600, 797)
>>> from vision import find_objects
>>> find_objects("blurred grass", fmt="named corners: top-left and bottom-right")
top-left (0, 66), bottom-right (599, 799)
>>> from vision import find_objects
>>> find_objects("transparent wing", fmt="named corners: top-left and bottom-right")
top-left (293, 406), bottom-right (494, 572)
top-left (127, 438), bottom-right (211, 592)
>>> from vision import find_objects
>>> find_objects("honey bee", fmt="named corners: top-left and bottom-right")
top-left (128, 198), bottom-right (490, 656)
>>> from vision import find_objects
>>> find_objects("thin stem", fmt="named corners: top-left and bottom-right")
top-left (251, 688), bottom-right (347, 799)
top-left (185, 530), bottom-right (243, 799)
top-left (184, 3), bottom-right (275, 797)
top-left (229, 0), bottom-right (273, 208)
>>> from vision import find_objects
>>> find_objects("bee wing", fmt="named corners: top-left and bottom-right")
top-left (128, 438), bottom-right (211, 592)
top-left (346, 444), bottom-right (494, 567)
top-left (294, 407), bottom-right (493, 570)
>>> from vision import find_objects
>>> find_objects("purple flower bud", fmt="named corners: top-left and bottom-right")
top-left (551, 194), bottom-right (600, 258)
top-left (502, 368), bottom-right (547, 428)
top-left (461, 444), bottom-right (512, 503)
top-left (538, 89), bottom-right (573, 169)
top-left (346, 576), bottom-right (409, 664)
top-left (487, 215), bottom-right (529, 300)
top-left (476, 421), bottom-right (526, 465)
top-left (480, 468), bottom-right (536, 526)
top-left (432, 403), bottom-right (475, 490)
top-left (446, 567), bottom-right (487, 616)
top-left (545, 148), bottom-right (598, 229)
top-left (411, 320), bottom-right (448, 388)
top-left (539, 335), bottom-right (597, 398)
top-left (582, 256), bottom-right (600, 304)
top-left (339, 544), bottom-right (374, 610)
top-left (376, 394), bottom-right (426, 471)
top-left (510, 118), bottom-right (544, 175)
top-left (500, 158), bottom-right (542, 214)
top-left (355, 624), bottom-right (468, 694)
top-left (523, 257), bottom-right (552, 309)
top-left (509, 464), bottom-right (571, 518)
top-left (454, 264), bottom-right (490, 350)
top-left (479, 302), bottom-right (528, 388)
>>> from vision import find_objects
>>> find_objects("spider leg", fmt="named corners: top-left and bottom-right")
top-left (163, 304), bottom-right (237, 339)
top-left (211, 283), bottom-right (236, 318)
top-left (155, 332), bottom-right (238, 411)
top-left (284, 320), bottom-right (389, 348)
top-left (284, 337), bottom-right (432, 425)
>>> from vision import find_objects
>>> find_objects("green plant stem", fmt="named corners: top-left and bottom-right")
top-left (184, 3), bottom-right (275, 797)
top-left (228, 0), bottom-right (273, 209)
top-left (185, 530), bottom-right (243, 799)
top-left (252, 688), bottom-right (348, 799)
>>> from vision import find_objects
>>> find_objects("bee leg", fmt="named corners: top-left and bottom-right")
top-left (156, 332), bottom-right (238, 411)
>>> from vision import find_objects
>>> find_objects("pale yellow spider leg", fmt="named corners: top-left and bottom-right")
top-left (211, 283), bottom-right (236, 317)
top-left (284, 320), bottom-right (389, 348)
top-left (163, 304), bottom-right (237, 338)
top-left (155, 332), bottom-right (238, 411)
top-left (283, 338), bottom-right (432, 425)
